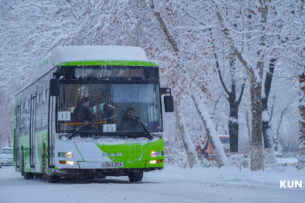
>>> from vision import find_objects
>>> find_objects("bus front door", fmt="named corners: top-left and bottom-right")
top-left (30, 95), bottom-right (37, 168)
top-left (48, 95), bottom-right (56, 168)
top-left (15, 105), bottom-right (21, 168)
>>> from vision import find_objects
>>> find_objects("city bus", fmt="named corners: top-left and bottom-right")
top-left (13, 46), bottom-right (174, 182)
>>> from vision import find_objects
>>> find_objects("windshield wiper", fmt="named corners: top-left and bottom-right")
top-left (67, 105), bottom-right (153, 140)
top-left (67, 119), bottom-right (105, 139)
top-left (106, 104), bottom-right (153, 140)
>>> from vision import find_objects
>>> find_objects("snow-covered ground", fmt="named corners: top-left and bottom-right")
top-left (0, 165), bottom-right (304, 203)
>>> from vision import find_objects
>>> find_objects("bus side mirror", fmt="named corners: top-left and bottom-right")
top-left (164, 96), bottom-right (174, 112)
top-left (160, 88), bottom-right (174, 112)
top-left (50, 79), bottom-right (59, 96)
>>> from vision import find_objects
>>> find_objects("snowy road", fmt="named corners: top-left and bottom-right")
top-left (0, 166), bottom-right (304, 203)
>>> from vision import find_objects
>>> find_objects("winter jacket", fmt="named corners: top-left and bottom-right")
top-left (72, 105), bottom-right (93, 122)
top-left (119, 117), bottom-right (143, 132)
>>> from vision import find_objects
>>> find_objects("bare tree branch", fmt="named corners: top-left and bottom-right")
top-left (210, 0), bottom-right (254, 79)
top-left (263, 58), bottom-right (276, 101)
top-left (237, 83), bottom-right (245, 105)
top-left (214, 53), bottom-right (230, 96)
top-left (149, 0), bottom-right (179, 53)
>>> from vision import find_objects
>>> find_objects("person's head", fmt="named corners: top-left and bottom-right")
top-left (103, 103), bottom-right (113, 113)
top-left (80, 97), bottom-right (90, 108)
top-left (126, 107), bottom-right (135, 117)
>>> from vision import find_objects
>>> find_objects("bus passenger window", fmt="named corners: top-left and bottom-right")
top-left (45, 89), bottom-right (49, 100)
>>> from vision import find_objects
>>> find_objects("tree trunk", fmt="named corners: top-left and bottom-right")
top-left (191, 94), bottom-right (228, 167)
top-left (297, 72), bottom-right (305, 169)
top-left (229, 102), bottom-right (239, 153)
top-left (262, 58), bottom-right (276, 149)
top-left (275, 107), bottom-right (287, 151)
top-left (250, 81), bottom-right (264, 171)
top-left (249, 0), bottom-right (267, 170)
top-left (262, 58), bottom-right (276, 164)
top-left (262, 120), bottom-right (271, 148)
top-left (245, 109), bottom-right (251, 145)
top-left (214, 53), bottom-right (244, 153)
top-left (174, 100), bottom-right (199, 168)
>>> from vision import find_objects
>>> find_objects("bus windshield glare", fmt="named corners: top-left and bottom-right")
top-left (57, 83), bottom-right (162, 134)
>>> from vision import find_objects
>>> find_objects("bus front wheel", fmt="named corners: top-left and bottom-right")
top-left (47, 175), bottom-right (59, 183)
top-left (128, 170), bottom-right (143, 183)
top-left (24, 172), bottom-right (34, 179)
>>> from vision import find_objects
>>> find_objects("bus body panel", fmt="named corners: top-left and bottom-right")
top-left (53, 137), bottom-right (164, 171)
top-left (14, 68), bottom-right (53, 174)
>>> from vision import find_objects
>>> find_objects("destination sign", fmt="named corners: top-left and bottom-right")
top-left (75, 67), bottom-right (145, 79)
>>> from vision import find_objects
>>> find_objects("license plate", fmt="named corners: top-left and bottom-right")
top-left (101, 162), bottom-right (124, 168)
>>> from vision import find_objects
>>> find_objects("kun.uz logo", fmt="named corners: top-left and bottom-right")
top-left (280, 180), bottom-right (304, 189)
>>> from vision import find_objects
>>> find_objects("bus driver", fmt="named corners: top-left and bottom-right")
top-left (120, 107), bottom-right (142, 131)
top-left (72, 97), bottom-right (94, 123)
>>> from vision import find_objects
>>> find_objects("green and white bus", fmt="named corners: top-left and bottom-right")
top-left (13, 46), bottom-right (173, 182)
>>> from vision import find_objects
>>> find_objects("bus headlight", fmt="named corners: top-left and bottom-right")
top-left (151, 151), bottom-right (163, 158)
top-left (58, 152), bottom-right (73, 158)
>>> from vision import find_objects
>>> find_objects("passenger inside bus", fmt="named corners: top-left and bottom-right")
top-left (99, 103), bottom-right (115, 123)
top-left (72, 97), bottom-right (94, 123)
top-left (119, 107), bottom-right (142, 131)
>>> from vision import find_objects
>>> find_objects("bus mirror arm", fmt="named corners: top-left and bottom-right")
top-left (160, 88), bottom-right (171, 96)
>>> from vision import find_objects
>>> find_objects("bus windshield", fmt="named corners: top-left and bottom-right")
top-left (57, 82), bottom-right (162, 135)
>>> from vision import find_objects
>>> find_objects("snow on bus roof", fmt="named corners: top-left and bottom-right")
top-left (50, 45), bottom-right (149, 65)
top-left (17, 46), bottom-right (151, 96)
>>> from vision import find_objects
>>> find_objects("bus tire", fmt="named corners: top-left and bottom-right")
top-left (24, 172), bottom-right (34, 179)
top-left (20, 148), bottom-right (24, 176)
top-left (47, 175), bottom-right (59, 183)
top-left (42, 145), bottom-right (47, 179)
top-left (128, 170), bottom-right (143, 183)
